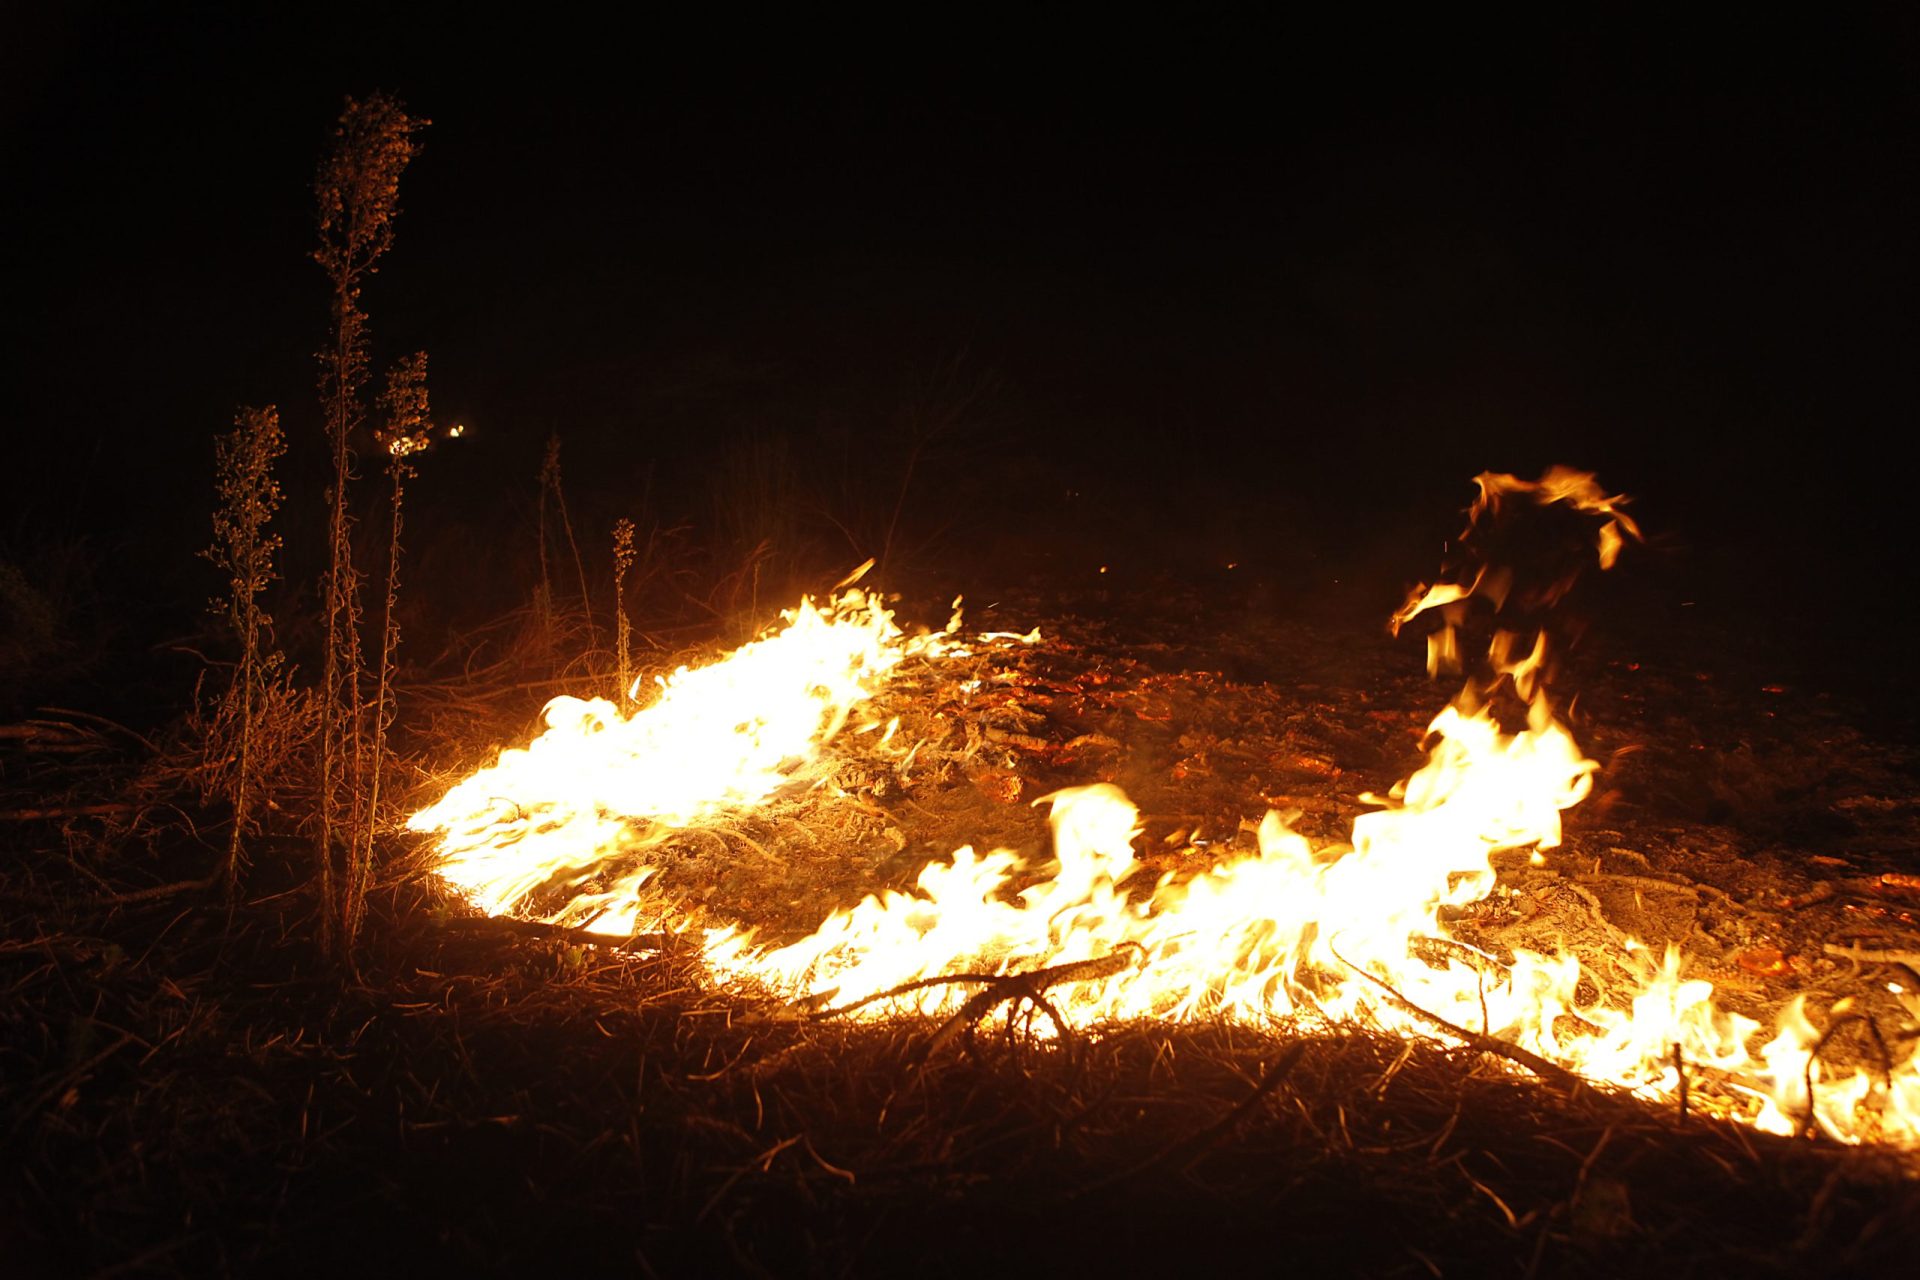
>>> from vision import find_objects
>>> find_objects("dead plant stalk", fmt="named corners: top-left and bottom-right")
top-left (312, 92), bottom-right (426, 956)
top-left (363, 352), bottom-right (433, 932)
top-left (203, 405), bottom-right (287, 895)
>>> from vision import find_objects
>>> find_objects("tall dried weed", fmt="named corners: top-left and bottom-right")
top-left (312, 93), bottom-right (426, 957)
top-left (201, 405), bottom-right (301, 894)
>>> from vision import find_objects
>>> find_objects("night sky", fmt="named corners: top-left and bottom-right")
top-left (5, 9), bottom-right (1916, 670)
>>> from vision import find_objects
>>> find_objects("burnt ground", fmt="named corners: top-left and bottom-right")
top-left (4, 572), bottom-right (1920, 1278)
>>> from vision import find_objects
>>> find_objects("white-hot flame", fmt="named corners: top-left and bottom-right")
top-left (408, 588), bottom-right (968, 931)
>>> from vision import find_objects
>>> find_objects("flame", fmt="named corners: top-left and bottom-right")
top-left (1392, 466), bottom-right (1642, 677)
top-left (709, 634), bottom-right (1597, 1031)
top-left (407, 587), bottom-right (967, 931)
top-left (413, 473), bottom-right (1919, 1147)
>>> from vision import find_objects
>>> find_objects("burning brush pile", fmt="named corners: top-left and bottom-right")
top-left (409, 468), bottom-right (1920, 1151)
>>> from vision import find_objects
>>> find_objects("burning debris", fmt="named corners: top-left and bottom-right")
top-left (409, 469), bottom-right (1920, 1149)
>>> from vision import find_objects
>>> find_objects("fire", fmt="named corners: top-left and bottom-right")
top-left (707, 632), bottom-right (1602, 1033)
top-left (412, 471), bottom-right (1920, 1147)
top-left (407, 580), bottom-right (970, 932)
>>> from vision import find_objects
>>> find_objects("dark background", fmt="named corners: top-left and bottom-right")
top-left (3, 6), bottom-right (1915, 707)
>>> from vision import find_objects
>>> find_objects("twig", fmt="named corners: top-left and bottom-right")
top-left (1570, 1123), bottom-right (1616, 1206)
top-left (813, 945), bottom-right (1143, 1023)
top-left (1783, 883), bottom-right (1837, 910)
top-left (1674, 1044), bottom-right (1689, 1123)
top-left (810, 946), bottom-right (1144, 1061)
top-left (1326, 938), bottom-right (1584, 1091)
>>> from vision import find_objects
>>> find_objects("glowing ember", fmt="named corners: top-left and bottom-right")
top-left (413, 470), bottom-right (1920, 1147)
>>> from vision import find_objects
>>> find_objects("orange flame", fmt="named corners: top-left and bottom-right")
top-left (413, 474), bottom-right (1917, 1147)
